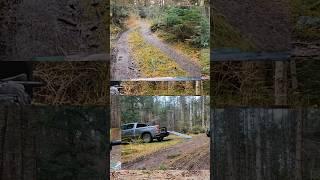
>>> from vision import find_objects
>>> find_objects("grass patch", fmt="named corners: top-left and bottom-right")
top-left (128, 30), bottom-right (187, 77)
top-left (159, 164), bottom-right (167, 170)
top-left (121, 135), bottom-right (183, 163)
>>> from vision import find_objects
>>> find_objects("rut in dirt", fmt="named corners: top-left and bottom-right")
top-left (111, 29), bottom-right (140, 81)
top-left (122, 134), bottom-right (210, 170)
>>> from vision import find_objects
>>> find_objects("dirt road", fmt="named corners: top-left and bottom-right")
top-left (111, 29), bottom-right (140, 81)
top-left (123, 134), bottom-right (210, 170)
top-left (111, 19), bottom-right (202, 80)
top-left (139, 21), bottom-right (202, 77)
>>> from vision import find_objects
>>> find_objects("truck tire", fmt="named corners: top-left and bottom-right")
top-left (157, 137), bottom-right (164, 142)
top-left (142, 133), bottom-right (152, 143)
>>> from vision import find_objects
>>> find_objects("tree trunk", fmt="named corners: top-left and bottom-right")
top-left (196, 81), bottom-right (201, 95)
top-left (275, 61), bottom-right (288, 105)
top-left (200, 0), bottom-right (205, 6)
top-left (256, 115), bottom-right (262, 180)
top-left (189, 103), bottom-right (193, 130)
top-left (180, 97), bottom-right (186, 131)
top-left (290, 59), bottom-right (298, 91)
top-left (111, 96), bottom-right (121, 128)
top-left (295, 109), bottom-right (303, 180)
top-left (202, 97), bottom-right (205, 128)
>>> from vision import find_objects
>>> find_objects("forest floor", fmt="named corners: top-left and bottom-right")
top-left (122, 134), bottom-right (209, 170)
top-left (111, 17), bottom-right (202, 80)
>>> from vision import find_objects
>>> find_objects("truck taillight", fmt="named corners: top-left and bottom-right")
top-left (155, 125), bottom-right (160, 133)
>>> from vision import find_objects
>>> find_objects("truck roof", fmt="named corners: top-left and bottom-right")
top-left (122, 122), bottom-right (146, 125)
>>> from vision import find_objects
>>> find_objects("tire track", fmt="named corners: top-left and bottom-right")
top-left (139, 21), bottom-right (202, 77)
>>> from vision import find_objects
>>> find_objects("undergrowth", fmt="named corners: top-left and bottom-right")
top-left (120, 81), bottom-right (209, 96)
top-left (151, 7), bottom-right (209, 48)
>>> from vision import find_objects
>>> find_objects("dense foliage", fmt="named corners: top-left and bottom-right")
top-left (111, 5), bottom-right (132, 27)
top-left (151, 7), bottom-right (209, 48)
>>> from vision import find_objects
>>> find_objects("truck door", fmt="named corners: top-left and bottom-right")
top-left (135, 123), bottom-right (148, 137)
top-left (121, 124), bottom-right (135, 140)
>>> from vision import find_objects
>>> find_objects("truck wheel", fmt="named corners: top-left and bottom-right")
top-left (157, 137), bottom-right (164, 142)
top-left (142, 133), bottom-right (152, 143)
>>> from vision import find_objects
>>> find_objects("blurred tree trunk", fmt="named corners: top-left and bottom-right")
top-left (295, 109), bottom-right (303, 180)
top-left (189, 103), bottom-right (193, 130)
top-left (275, 61), bottom-right (288, 105)
top-left (199, 0), bottom-right (205, 6)
top-left (180, 96), bottom-right (186, 131)
top-left (111, 96), bottom-right (121, 128)
top-left (290, 60), bottom-right (298, 91)
top-left (201, 97), bottom-right (205, 128)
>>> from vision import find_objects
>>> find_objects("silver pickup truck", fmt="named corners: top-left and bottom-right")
top-left (121, 123), bottom-right (169, 143)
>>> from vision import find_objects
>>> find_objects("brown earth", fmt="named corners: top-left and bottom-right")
top-left (111, 29), bottom-right (140, 81)
top-left (111, 170), bottom-right (210, 180)
top-left (123, 134), bottom-right (210, 170)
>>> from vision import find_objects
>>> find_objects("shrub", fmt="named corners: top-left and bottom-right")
top-left (138, 7), bottom-right (147, 18)
top-left (190, 125), bottom-right (206, 134)
top-left (152, 7), bottom-right (209, 48)
top-left (181, 126), bottom-right (189, 134)
top-left (111, 5), bottom-right (136, 27)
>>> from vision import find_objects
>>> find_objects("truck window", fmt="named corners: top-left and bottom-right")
top-left (122, 124), bottom-right (134, 130)
top-left (136, 123), bottom-right (147, 128)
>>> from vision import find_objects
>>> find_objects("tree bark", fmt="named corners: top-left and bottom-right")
top-left (275, 61), bottom-right (288, 105)
top-left (201, 97), bottom-right (205, 128)
top-left (295, 109), bottom-right (303, 180)
top-left (189, 102), bottom-right (193, 130)
top-left (290, 59), bottom-right (298, 91)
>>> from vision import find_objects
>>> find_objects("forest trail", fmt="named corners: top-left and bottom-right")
top-left (111, 18), bottom-right (202, 80)
top-left (139, 20), bottom-right (202, 77)
top-left (122, 134), bottom-right (209, 170)
top-left (111, 29), bottom-right (140, 81)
